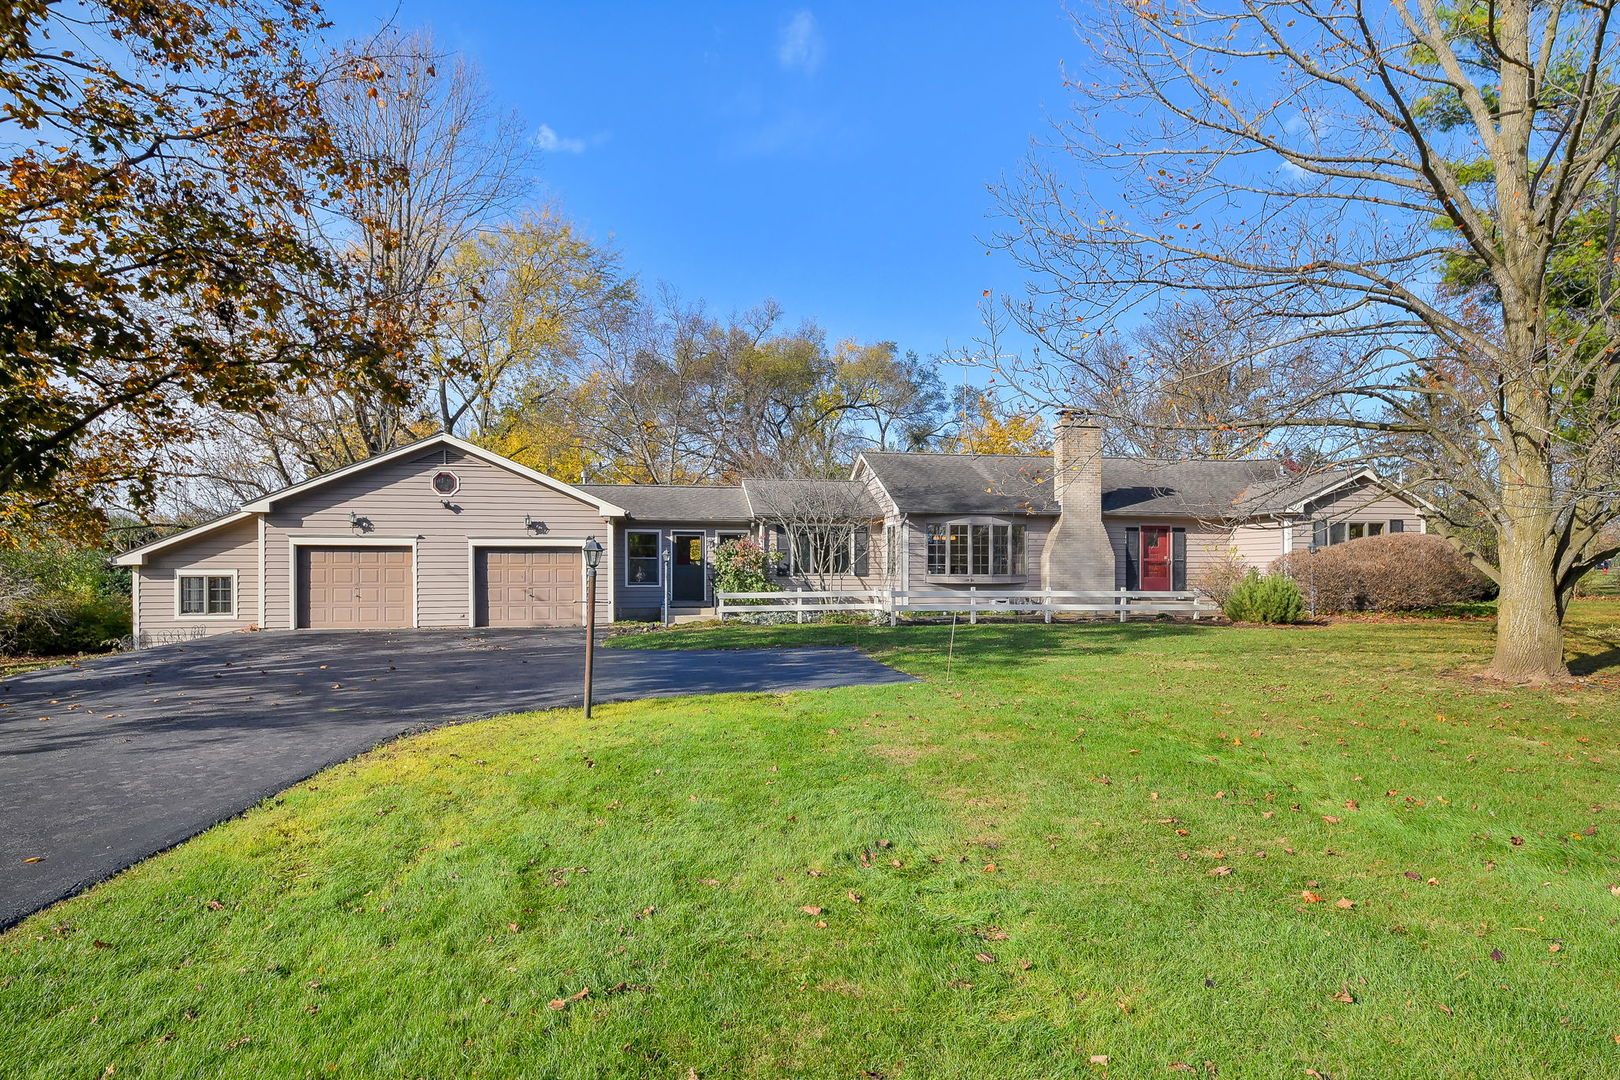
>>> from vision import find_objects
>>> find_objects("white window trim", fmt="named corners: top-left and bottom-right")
top-left (924, 517), bottom-right (1028, 579)
top-left (174, 569), bottom-right (239, 619)
top-left (787, 524), bottom-right (859, 576)
top-left (463, 537), bottom-right (608, 628)
top-left (430, 469), bottom-right (461, 497)
top-left (624, 529), bottom-right (663, 589)
top-left (286, 536), bottom-right (420, 630)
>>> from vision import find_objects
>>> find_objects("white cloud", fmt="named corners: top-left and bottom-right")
top-left (534, 123), bottom-right (587, 154)
top-left (777, 10), bottom-right (824, 74)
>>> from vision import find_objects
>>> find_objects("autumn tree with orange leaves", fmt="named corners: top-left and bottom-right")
top-left (0, 0), bottom-right (411, 540)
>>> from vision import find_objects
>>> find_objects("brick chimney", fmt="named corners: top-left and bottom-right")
top-left (1040, 411), bottom-right (1116, 592)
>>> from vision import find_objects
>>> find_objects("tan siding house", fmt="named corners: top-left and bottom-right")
top-left (115, 421), bottom-right (1433, 644)
top-left (117, 435), bottom-right (625, 646)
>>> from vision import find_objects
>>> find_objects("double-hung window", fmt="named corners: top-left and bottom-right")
top-left (790, 526), bottom-right (853, 575)
top-left (179, 574), bottom-right (233, 616)
top-left (626, 531), bottom-right (661, 585)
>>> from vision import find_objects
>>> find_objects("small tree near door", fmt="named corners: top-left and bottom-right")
top-left (747, 480), bottom-right (876, 591)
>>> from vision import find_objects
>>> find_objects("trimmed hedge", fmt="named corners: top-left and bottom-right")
top-left (1272, 533), bottom-right (1492, 614)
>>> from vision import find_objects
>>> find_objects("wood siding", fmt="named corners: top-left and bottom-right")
top-left (260, 447), bottom-right (614, 629)
top-left (610, 521), bottom-right (755, 618)
top-left (1292, 482), bottom-right (1426, 552)
top-left (1106, 518), bottom-right (1236, 592)
top-left (135, 517), bottom-right (261, 643)
top-left (902, 514), bottom-right (1054, 594)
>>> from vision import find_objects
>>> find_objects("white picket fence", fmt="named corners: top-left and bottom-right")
top-left (716, 588), bottom-right (1217, 624)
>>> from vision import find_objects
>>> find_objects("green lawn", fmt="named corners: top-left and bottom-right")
top-left (3, 604), bottom-right (1619, 1079)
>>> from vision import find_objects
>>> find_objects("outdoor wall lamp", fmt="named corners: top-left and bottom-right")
top-left (525, 514), bottom-right (548, 533)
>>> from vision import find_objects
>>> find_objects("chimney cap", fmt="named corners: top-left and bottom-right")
top-left (1055, 408), bottom-right (1100, 427)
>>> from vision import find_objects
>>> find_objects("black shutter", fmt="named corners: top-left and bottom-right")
top-left (1124, 526), bottom-right (1140, 590)
top-left (1312, 520), bottom-right (1329, 548)
top-left (852, 529), bottom-right (871, 575)
top-left (774, 526), bottom-right (789, 575)
top-left (1389, 518), bottom-right (1405, 533)
top-left (1171, 527), bottom-right (1187, 591)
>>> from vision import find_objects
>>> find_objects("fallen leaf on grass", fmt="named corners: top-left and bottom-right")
top-left (206, 900), bottom-right (225, 911)
top-left (974, 952), bottom-right (996, 964)
top-left (1331, 990), bottom-right (1355, 1004)
top-left (1208, 866), bottom-right (1233, 876)
top-left (1334, 898), bottom-right (1356, 909)
top-left (1089, 1055), bottom-right (1109, 1065)
top-left (1490, 948), bottom-right (1505, 962)
top-left (1436, 1003), bottom-right (1453, 1016)
top-left (547, 988), bottom-right (590, 1010)
top-left (1404, 871), bottom-right (1422, 881)
top-left (1322, 816), bottom-right (1342, 824)
top-left (800, 906), bottom-right (823, 916)
top-left (1301, 891), bottom-right (1323, 903)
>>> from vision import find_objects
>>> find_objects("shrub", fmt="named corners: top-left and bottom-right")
top-left (1272, 533), bottom-right (1492, 614)
top-left (1223, 570), bottom-right (1306, 624)
top-left (713, 537), bottom-right (777, 596)
top-left (0, 541), bottom-right (131, 656)
top-left (1192, 550), bottom-right (1251, 606)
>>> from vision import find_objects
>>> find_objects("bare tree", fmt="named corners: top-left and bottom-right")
top-left (431, 211), bottom-right (634, 438)
top-left (745, 477), bottom-right (880, 590)
top-left (221, 28), bottom-right (536, 468)
top-left (991, 0), bottom-right (1620, 681)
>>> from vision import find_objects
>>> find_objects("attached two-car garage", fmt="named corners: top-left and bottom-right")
top-left (294, 545), bottom-right (583, 629)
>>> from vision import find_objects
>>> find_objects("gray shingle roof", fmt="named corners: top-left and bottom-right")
top-left (740, 478), bottom-right (884, 520)
top-left (859, 452), bottom-right (1058, 514)
top-left (860, 451), bottom-right (1358, 519)
top-left (1101, 458), bottom-right (1281, 517)
top-left (575, 484), bottom-right (752, 522)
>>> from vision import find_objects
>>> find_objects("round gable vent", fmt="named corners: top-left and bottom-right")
top-left (431, 469), bottom-right (460, 496)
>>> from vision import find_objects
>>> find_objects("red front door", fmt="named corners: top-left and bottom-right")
top-left (1140, 526), bottom-right (1173, 591)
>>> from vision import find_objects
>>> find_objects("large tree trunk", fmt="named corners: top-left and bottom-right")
top-left (1489, 408), bottom-right (1567, 680)
top-left (1491, 528), bottom-right (1568, 681)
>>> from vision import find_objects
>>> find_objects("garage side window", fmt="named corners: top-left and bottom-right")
top-left (179, 574), bottom-right (233, 615)
top-left (626, 531), bottom-right (660, 585)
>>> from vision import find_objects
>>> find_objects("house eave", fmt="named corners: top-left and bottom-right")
top-left (111, 510), bottom-right (257, 567)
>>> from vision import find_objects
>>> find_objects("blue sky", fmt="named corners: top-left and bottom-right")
top-left (322, 2), bottom-right (1080, 363)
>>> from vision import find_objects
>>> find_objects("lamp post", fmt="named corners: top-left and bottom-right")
top-left (582, 536), bottom-right (603, 718)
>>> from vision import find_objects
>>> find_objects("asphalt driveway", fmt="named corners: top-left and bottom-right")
top-left (0, 628), bottom-right (913, 929)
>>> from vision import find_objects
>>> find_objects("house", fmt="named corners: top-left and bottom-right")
top-left (114, 416), bottom-right (1428, 644)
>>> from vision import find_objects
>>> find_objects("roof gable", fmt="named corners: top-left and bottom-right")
top-left (240, 433), bottom-right (626, 517)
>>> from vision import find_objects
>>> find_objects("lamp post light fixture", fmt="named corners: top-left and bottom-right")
top-left (582, 536), bottom-right (604, 718)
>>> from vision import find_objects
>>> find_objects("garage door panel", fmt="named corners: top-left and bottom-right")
top-left (299, 547), bottom-right (413, 629)
top-left (476, 549), bottom-right (580, 627)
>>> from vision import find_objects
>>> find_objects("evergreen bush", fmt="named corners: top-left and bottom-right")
top-left (1223, 570), bottom-right (1306, 624)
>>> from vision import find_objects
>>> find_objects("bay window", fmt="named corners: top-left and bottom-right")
top-left (926, 521), bottom-right (1026, 578)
